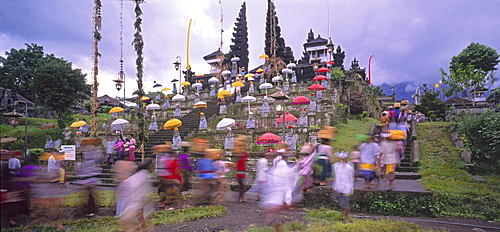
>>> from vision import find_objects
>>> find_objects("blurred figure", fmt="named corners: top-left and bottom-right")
top-left (316, 127), bottom-right (336, 186)
top-left (114, 136), bottom-right (126, 160)
top-left (120, 159), bottom-right (154, 232)
top-left (113, 152), bottom-right (138, 216)
top-left (248, 152), bottom-right (269, 201)
top-left (359, 136), bottom-right (380, 189)
top-left (59, 160), bottom-right (67, 189)
top-left (212, 149), bottom-right (230, 205)
top-left (379, 133), bottom-right (400, 191)
top-left (233, 135), bottom-right (249, 202)
top-left (128, 135), bottom-right (137, 162)
top-left (105, 136), bottom-right (115, 165)
top-left (178, 142), bottom-right (194, 192)
top-left (156, 143), bottom-right (182, 210)
top-left (47, 154), bottom-right (58, 182)
top-left (70, 137), bottom-right (102, 219)
top-left (191, 148), bottom-right (215, 206)
top-left (262, 149), bottom-right (297, 232)
top-left (8, 152), bottom-right (21, 176)
top-left (298, 143), bottom-right (316, 193)
top-left (349, 146), bottom-right (361, 181)
top-left (332, 151), bottom-right (354, 223)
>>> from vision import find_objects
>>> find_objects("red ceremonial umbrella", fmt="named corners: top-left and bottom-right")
top-left (40, 123), bottom-right (56, 129)
top-left (256, 132), bottom-right (282, 145)
top-left (312, 75), bottom-right (327, 81)
top-left (292, 95), bottom-right (310, 105)
top-left (317, 67), bottom-right (330, 73)
top-left (308, 83), bottom-right (325, 91)
top-left (276, 112), bottom-right (298, 124)
top-left (326, 61), bottom-right (335, 65)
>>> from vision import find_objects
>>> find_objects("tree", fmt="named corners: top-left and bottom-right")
top-left (440, 43), bottom-right (499, 100)
top-left (0, 43), bottom-right (45, 100)
top-left (1, 44), bottom-right (90, 128)
top-left (414, 90), bottom-right (447, 121)
top-left (32, 57), bottom-right (90, 128)
top-left (450, 42), bottom-right (499, 74)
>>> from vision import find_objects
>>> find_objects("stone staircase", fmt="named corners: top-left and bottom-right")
top-left (395, 136), bottom-right (421, 180)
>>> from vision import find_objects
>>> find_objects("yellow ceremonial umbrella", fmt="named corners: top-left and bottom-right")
top-left (259, 54), bottom-right (270, 60)
top-left (217, 90), bottom-right (231, 98)
top-left (161, 87), bottom-right (171, 92)
top-left (181, 81), bottom-right (191, 86)
top-left (108, 107), bottom-right (124, 114)
top-left (256, 68), bottom-right (264, 73)
top-left (232, 81), bottom-right (245, 87)
top-left (141, 96), bottom-right (150, 102)
top-left (244, 73), bottom-right (255, 78)
top-left (70, 120), bottom-right (87, 129)
top-left (163, 119), bottom-right (182, 130)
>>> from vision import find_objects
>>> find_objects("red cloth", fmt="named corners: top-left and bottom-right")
top-left (388, 110), bottom-right (395, 118)
top-left (164, 158), bottom-right (182, 183)
top-left (236, 153), bottom-right (249, 178)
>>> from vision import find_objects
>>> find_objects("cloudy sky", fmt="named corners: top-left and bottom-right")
top-left (1, 0), bottom-right (499, 98)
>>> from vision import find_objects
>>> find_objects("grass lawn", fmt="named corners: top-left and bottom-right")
top-left (417, 122), bottom-right (500, 221)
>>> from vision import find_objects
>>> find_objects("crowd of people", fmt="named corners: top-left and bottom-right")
top-left (1, 106), bottom-right (412, 231)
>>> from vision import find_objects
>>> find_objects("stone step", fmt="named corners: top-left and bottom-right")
top-left (394, 172), bottom-right (421, 180)
top-left (395, 166), bottom-right (419, 172)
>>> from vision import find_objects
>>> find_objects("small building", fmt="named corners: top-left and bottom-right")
top-left (0, 87), bottom-right (34, 114)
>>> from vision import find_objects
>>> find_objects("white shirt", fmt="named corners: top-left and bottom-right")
top-left (256, 158), bottom-right (269, 181)
top-left (8, 157), bottom-right (21, 174)
top-left (332, 161), bottom-right (354, 194)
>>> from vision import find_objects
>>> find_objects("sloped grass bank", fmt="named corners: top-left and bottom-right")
top-left (418, 122), bottom-right (500, 221)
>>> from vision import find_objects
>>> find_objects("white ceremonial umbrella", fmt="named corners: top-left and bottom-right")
top-left (146, 103), bottom-right (160, 110)
top-left (241, 95), bottom-right (256, 114)
top-left (208, 77), bottom-right (219, 83)
top-left (172, 94), bottom-right (186, 102)
top-left (216, 118), bottom-right (236, 130)
top-left (111, 118), bottom-right (129, 126)
top-left (259, 82), bottom-right (273, 97)
top-left (272, 75), bottom-right (283, 82)
top-left (192, 82), bottom-right (203, 88)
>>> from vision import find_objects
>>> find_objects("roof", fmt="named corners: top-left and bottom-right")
top-left (0, 87), bottom-right (34, 105)
top-left (304, 36), bottom-right (328, 47)
top-left (444, 97), bottom-right (473, 106)
top-left (203, 49), bottom-right (224, 60)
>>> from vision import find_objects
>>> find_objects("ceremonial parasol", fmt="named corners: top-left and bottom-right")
top-left (259, 83), bottom-right (273, 90)
top-left (272, 76), bottom-right (283, 82)
top-left (244, 73), bottom-right (255, 78)
top-left (276, 112), bottom-right (298, 124)
top-left (317, 67), bottom-right (330, 73)
top-left (259, 54), bottom-right (270, 60)
top-left (164, 119), bottom-right (182, 130)
top-left (111, 118), bottom-right (129, 126)
top-left (193, 101), bottom-right (208, 108)
top-left (70, 120), bottom-right (87, 129)
top-left (308, 83), bottom-right (325, 91)
top-left (256, 132), bottom-right (282, 145)
top-left (208, 77), bottom-right (219, 83)
top-left (222, 70), bottom-right (232, 76)
top-left (217, 90), bottom-right (231, 98)
top-left (216, 118), bottom-right (236, 130)
top-left (161, 87), bottom-right (171, 92)
top-left (192, 82), bottom-right (203, 88)
top-left (153, 81), bottom-right (162, 88)
top-left (40, 123), bottom-right (56, 129)
top-left (326, 61), bottom-right (335, 65)
top-left (232, 81), bottom-right (244, 87)
top-left (109, 107), bottom-right (125, 114)
top-left (247, 77), bottom-right (255, 81)
top-left (292, 95), bottom-right (310, 105)
top-left (1, 137), bottom-right (18, 144)
top-left (312, 75), bottom-right (327, 81)
top-left (241, 95), bottom-right (256, 113)
top-left (141, 96), bottom-right (151, 102)
top-left (256, 68), bottom-right (264, 74)
top-left (146, 103), bottom-right (160, 110)
top-left (171, 79), bottom-right (179, 82)
top-left (181, 81), bottom-right (191, 86)
top-left (172, 94), bottom-right (186, 102)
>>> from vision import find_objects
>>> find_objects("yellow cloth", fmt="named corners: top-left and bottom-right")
top-left (360, 163), bottom-right (375, 170)
top-left (59, 168), bottom-right (65, 183)
top-left (385, 164), bottom-right (395, 174)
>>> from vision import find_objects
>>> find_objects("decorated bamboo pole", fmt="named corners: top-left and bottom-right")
top-left (90, 0), bottom-right (102, 137)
